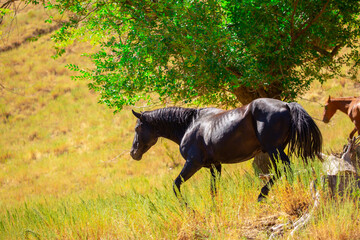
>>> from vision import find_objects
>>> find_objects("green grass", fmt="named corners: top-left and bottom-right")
top-left (1, 4), bottom-right (360, 240)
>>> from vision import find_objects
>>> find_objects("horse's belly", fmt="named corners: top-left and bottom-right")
top-left (209, 134), bottom-right (262, 164)
top-left (206, 126), bottom-right (261, 163)
top-left (213, 146), bottom-right (261, 163)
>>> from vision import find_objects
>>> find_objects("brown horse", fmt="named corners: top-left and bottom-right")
top-left (322, 96), bottom-right (360, 139)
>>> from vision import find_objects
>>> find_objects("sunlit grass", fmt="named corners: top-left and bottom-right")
top-left (3, 152), bottom-right (352, 239)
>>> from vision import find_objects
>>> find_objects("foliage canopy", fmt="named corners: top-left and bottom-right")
top-left (3, 0), bottom-right (360, 110)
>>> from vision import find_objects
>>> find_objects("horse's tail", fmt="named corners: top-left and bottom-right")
top-left (287, 102), bottom-right (323, 162)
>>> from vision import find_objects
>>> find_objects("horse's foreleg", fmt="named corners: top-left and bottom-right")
top-left (210, 164), bottom-right (222, 196)
top-left (173, 160), bottom-right (202, 201)
top-left (349, 126), bottom-right (358, 139)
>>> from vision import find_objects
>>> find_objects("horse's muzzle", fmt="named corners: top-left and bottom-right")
top-left (130, 149), bottom-right (142, 160)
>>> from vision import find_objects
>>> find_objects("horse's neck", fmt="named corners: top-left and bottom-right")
top-left (149, 108), bottom-right (197, 145)
top-left (157, 124), bottom-right (185, 144)
top-left (332, 99), bottom-right (353, 114)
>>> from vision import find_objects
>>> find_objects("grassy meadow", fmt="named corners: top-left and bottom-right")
top-left (1, 4), bottom-right (360, 239)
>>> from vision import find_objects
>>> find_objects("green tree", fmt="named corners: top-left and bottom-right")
top-left (3, 0), bottom-right (360, 110)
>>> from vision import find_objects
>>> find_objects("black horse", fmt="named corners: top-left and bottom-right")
top-left (130, 98), bottom-right (322, 202)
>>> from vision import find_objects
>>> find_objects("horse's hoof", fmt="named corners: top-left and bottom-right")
top-left (257, 194), bottom-right (267, 202)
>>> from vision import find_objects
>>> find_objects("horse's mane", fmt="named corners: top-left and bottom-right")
top-left (143, 107), bottom-right (198, 130)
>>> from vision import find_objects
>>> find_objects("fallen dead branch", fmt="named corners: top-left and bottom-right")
top-left (268, 180), bottom-right (320, 239)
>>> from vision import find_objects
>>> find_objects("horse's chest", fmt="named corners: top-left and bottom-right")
top-left (349, 102), bottom-right (360, 119)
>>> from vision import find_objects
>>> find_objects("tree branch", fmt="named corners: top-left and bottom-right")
top-left (0, 0), bottom-right (17, 9)
top-left (310, 43), bottom-right (342, 58)
top-left (330, 44), bottom-right (341, 56)
top-left (290, 0), bottom-right (299, 38)
top-left (225, 66), bottom-right (242, 78)
top-left (0, 0), bottom-right (18, 24)
top-left (291, 0), bottom-right (330, 46)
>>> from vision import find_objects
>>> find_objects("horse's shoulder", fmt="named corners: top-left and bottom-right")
top-left (351, 100), bottom-right (360, 114)
top-left (180, 121), bottom-right (209, 160)
top-left (355, 98), bottom-right (360, 106)
top-left (349, 99), bottom-right (360, 110)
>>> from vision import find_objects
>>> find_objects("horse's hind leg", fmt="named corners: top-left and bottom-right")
top-left (258, 176), bottom-right (276, 202)
top-left (257, 148), bottom-right (291, 202)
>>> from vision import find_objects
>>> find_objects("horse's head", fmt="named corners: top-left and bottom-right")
top-left (130, 110), bottom-right (158, 160)
top-left (322, 96), bottom-right (336, 123)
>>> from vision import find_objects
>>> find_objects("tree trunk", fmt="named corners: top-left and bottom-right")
top-left (231, 81), bottom-right (283, 105)
top-left (232, 85), bottom-right (261, 105)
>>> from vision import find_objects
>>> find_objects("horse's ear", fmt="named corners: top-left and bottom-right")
top-left (132, 110), bottom-right (142, 119)
top-left (328, 95), bottom-right (331, 102)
